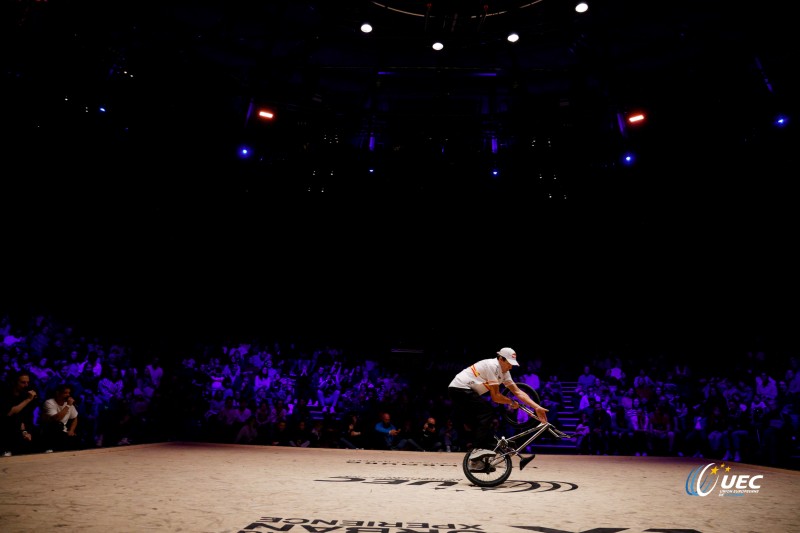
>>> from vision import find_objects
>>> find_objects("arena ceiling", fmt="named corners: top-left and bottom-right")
top-left (6, 0), bottom-right (795, 199)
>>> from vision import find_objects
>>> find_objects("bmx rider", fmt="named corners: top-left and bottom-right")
top-left (448, 347), bottom-right (548, 471)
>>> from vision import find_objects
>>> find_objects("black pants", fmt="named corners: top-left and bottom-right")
top-left (448, 387), bottom-right (496, 450)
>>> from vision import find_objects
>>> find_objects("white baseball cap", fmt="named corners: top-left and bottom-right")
top-left (497, 347), bottom-right (519, 366)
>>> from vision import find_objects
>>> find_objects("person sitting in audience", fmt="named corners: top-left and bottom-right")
top-left (627, 397), bottom-right (650, 456)
top-left (609, 404), bottom-right (634, 455)
top-left (339, 412), bottom-right (366, 449)
top-left (97, 366), bottom-right (125, 405)
top-left (316, 364), bottom-right (342, 413)
top-left (269, 419), bottom-right (293, 446)
top-left (574, 412), bottom-right (591, 454)
top-left (647, 402), bottom-right (676, 456)
top-left (41, 383), bottom-right (81, 452)
top-left (437, 418), bottom-right (462, 452)
top-left (417, 416), bottom-right (443, 451)
top-left (235, 415), bottom-right (259, 444)
top-left (290, 419), bottom-right (313, 447)
top-left (373, 411), bottom-right (402, 450)
top-left (1, 371), bottom-right (39, 456)
top-left (588, 400), bottom-right (612, 455)
top-left (721, 398), bottom-right (751, 462)
top-left (704, 404), bottom-right (728, 459)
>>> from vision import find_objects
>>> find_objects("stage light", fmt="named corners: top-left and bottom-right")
top-left (507, 33), bottom-right (520, 43)
top-left (622, 152), bottom-right (636, 166)
top-left (361, 23), bottom-right (373, 33)
top-left (774, 114), bottom-right (789, 128)
top-left (575, 2), bottom-right (589, 13)
top-left (258, 109), bottom-right (275, 120)
top-left (238, 146), bottom-right (253, 159)
top-left (432, 42), bottom-right (444, 51)
top-left (627, 112), bottom-right (646, 124)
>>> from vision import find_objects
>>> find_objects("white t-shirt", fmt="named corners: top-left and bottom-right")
top-left (43, 399), bottom-right (78, 430)
top-left (449, 358), bottom-right (512, 395)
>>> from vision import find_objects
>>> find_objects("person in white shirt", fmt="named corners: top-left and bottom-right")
top-left (448, 347), bottom-right (548, 471)
top-left (41, 383), bottom-right (80, 452)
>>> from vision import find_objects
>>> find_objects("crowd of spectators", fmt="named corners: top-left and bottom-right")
top-left (566, 353), bottom-right (800, 466)
top-left (2, 312), bottom-right (798, 470)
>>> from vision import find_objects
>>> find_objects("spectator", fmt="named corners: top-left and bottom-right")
top-left (64, 350), bottom-right (86, 379)
top-left (684, 403), bottom-right (708, 458)
top-left (254, 365), bottom-right (272, 396)
top-left (759, 397), bottom-right (794, 466)
top-left (373, 411), bottom-right (403, 450)
top-left (253, 400), bottom-right (273, 444)
top-left (144, 356), bottom-right (164, 389)
top-left (316, 364), bottom-right (342, 414)
top-left (606, 358), bottom-right (626, 389)
top-left (234, 399), bottom-right (253, 427)
top-left (633, 368), bottom-right (656, 404)
top-left (577, 365), bottom-right (597, 392)
top-left (97, 366), bottom-right (125, 405)
top-left (438, 417), bottom-right (462, 452)
top-left (755, 372), bottom-right (778, 402)
top-left (574, 412), bottom-right (591, 454)
top-left (648, 403), bottom-right (676, 456)
top-left (1, 371), bottom-right (39, 456)
top-left (268, 419), bottom-right (292, 446)
top-left (705, 404), bottom-right (728, 459)
top-left (417, 416), bottom-right (443, 451)
top-left (588, 401), bottom-right (611, 455)
top-left (721, 399), bottom-right (751, 462)
top-left (609, 404), bottom-right (634, 455)
top-left (626, 397), bottom-right (650, 456)
top-left (235, 416), bottom-right (259, 444)
top-left (339, 412), bottom-right (366, 449)
top-left (290, 419), bottom-right (313, 447)
top-left (40, 383), bottom-right (81, 452)
top-left (519, 362), bottom-right (541, 391)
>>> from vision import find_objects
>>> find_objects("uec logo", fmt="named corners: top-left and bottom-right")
top-left (685, 463), bottom-right (763, 496)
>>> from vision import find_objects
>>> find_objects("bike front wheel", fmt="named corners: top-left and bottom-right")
top-left (462, 450), bottom-right (513, 488)
top-left (500, 382), bottom-right (541, 428)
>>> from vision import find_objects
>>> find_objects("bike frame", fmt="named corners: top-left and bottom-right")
top-left (491, 403), bottom-right (571, 468)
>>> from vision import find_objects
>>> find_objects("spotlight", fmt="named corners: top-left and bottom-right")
top-left (238, 146), bottom-right (253, 159)
top-left (507, 33), bottom-right (520, 43)
top-left (360, 23), bottom-right (373, 33)
top-left (774, 114), bottom-right (789, 128)
top-left (622, 152), bottom-right (636, 166)
top-left (432, 42), bottom-right (444, 51)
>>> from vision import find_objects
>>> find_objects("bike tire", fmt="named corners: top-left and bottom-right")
top-left (500, 382), bottom-right (541, 428)
top-left (462, 450), bottom-right (513, 488)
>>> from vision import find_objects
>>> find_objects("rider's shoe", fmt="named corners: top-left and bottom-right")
top-left (469, 459), bottom-right (496, 473)
top-left (469, 448), bottom-right (495, 460)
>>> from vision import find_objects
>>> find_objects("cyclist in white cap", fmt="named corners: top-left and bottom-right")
top-left (448, 347), bottom-right (548, 471)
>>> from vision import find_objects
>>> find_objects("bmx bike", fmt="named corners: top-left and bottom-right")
top-left (462, 382), bottom-right (573, 487)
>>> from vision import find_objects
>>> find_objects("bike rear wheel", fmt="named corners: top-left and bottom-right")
top-left (500, 382), bottom-right (541, 428)
top-left (462, 450), bottom-right (513, 487)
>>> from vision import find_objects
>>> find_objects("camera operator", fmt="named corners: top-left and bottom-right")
top-left (418, 417), bottom-right (443, 451)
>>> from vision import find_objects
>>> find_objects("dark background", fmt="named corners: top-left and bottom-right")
top-left (3, 1), bottom-right (797, 361)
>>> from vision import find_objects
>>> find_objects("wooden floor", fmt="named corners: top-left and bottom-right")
top-left (1, 442), bottom-right (799, 533)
